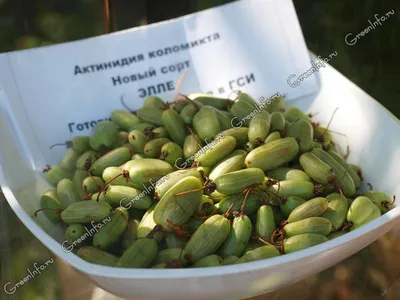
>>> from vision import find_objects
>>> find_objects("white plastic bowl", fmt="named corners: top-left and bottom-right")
top-left (0, 61), bottom-right (399, 300)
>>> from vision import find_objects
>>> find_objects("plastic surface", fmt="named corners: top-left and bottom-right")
top-left (0, 60), bottom-right (398, 299)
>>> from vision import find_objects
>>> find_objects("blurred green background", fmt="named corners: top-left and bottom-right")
top-left (0, 0), bottom-right (398, 117)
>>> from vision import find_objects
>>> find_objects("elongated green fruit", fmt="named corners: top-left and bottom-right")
top-left (73, 170), bottom-right (88, 198)
top-left (313, 125), bottom-right (332, 146)
top-left (122, 219), bottom-right (139, 250)
top-left (327, 150), bottom-right (361, 189)
top-left (40, 190), bottom-right (62, 223)
top-left (90, 147), bottom-right (131, 176)
top-left (110, 131), bottom-right (130, 150)
top-left (129, 122), bottom-right (156, 133)
top-left (243, 142), bottom-right (255, 153)
top-left (76, 150), bottom-right (101, 171)
top-left (132, 153), bottom-right (146, 160)
top-left (321, 193), bottom-right (348, 230)
top-left (284, 107), bottom-right (312, 123)
top-left (311, 148), bottom-right (355, 196)
top-left (124, 158), bottom-right (174, 190)
top-left (154, 169), bottom-right (202, 200)
top-left (313, 141), bottom-right (323, 149)
top-left (211, 107), bottom-right (234, 130)
top-left (137, 206), bottom-right (164, 242)
top-left (362, 191), bottom-right (394, 213)
top-left (82, 176), bottom-right (104, 194)
top-left (230, 98), bottom-right (256, 127)
top-left (270, 112), bottom-right (285, 132)
top-left (218, 192), bottom-right (262, 216)
top-left (255, 205), bottom-right (276, 241)
top-left (143, 138), bottom-right (171, 158)
top-left (196, 196), bottom-right (215, 216)
top-left (209, 150), bottom-right (246, 181)
top-left (284, 233), bottom-right (328, 253)
top-left (188, 93), bottom-right (234, 110)
top-left (184, 215), bottom-right (231, 262)
top-left (68, 136), bottom-right (90, 153)
top-left (245, 137), bottom-right (299, 171)
top-left (221, 127), bottom-right (249, 146)
top-left (154, 248), bottom-right (189, 266)
top-left (60, 150), bottom-right (80, 172)
top-left (111, 110), bottom-right (140, 131)
top-left (137, 107), bottom-right (164, 126)
top-left (78, 246), bottom-right (119, 266)
top-left (194, 135), bottom-right (236, 167)
top-left (215, 168), bottom-right (265, 195)
top-left (244, 241), bottom-right (261, 254)
top-left (65, 223), bottom-right (88, 247)
top-left (248, 111), bottom-right (271, 144)
top-left (267, 167), bottom-right (311, 182)
top-left (284, 217), bottom-right (332, 237)
top-left (61, 200), bottom-right (112, 224)
top-left (102, 166), bottom-right (134, 187)
top-left (116, 238), bottom-right (158, 268)
top-left (160, 142), bottom-right (183, 166)
top-left (183, 134), bottom-right (202, 160)
top-left (154, 176), bottom-right (203, 230)
top-left (285, 119), bottom-right (313, 153)
top-left (193, 255), bottom-right (223, 267)
top-left (180, 103), bottom-right (198, 125)
top-left (222, 256), bottom-right (239, 265)
top-left (280, 196), bottom-right (306, 218)
top-left (264, 131), bottom-right (281, 144)
top-left (268, 180), bottom-right (315, 200)
top-left (299, 152), bottom-right (334, 185)
top-left (288, 197), bottom-right (328, 223)
top-left (235, 245), bottom-right (280, 264)
top-left (162, 109), bottom-right (187, 146)
top-left (57, 178), bottom-right (81, 209)
top-left (128, 130), bottom-right (147, 153)
top-left (218, 215), bottom-right (252, 258)
top-left (237, 92), bottom-right (256, 106)
top-left (45, 165), bottom-right (73, 186)
top-left (193, 106), bottom-right (221, 142)
top-left (93, 208), bottom-right (128, 250)
top-left (165, 233), bottom-right (189, 249)
top-left (143, 96), bottom-right (166, 109)
top-left (265, 94), bottom-right (286, 113)
top-left (105, 185), bottom-right (152, 210)
top-left (89, 121), bottom-right (119, 150)
top-left (172, 99), bottom-right (191, 112)
top-left (150, 127), bottom-right (169, 139)
top-left (347, 196), bottom-right (381, 229)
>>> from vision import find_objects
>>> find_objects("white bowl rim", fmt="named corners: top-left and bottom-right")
top-left (1, 172), bottom-right (399, 280)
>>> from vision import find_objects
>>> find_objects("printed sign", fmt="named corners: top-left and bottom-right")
top-left (0, 0), bottom-right (318, 165)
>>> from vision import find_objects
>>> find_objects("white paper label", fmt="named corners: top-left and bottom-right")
top-left (0, 0), bottom-right (318, 165)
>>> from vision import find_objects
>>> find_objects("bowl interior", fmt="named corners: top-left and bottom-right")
top-left (0, 62), bottom-right (399, 278)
